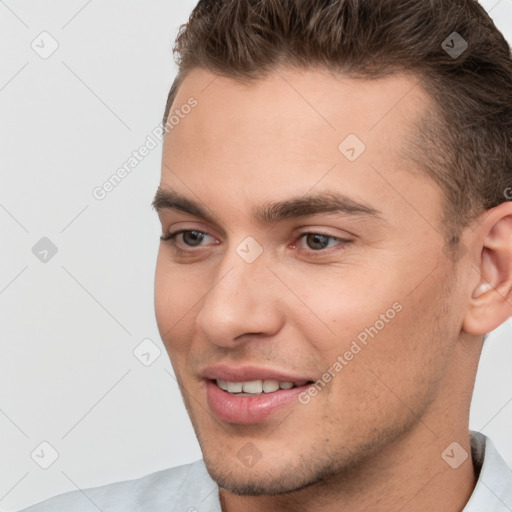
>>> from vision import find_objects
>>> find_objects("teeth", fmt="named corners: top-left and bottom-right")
top-left (242, 380), bottom-right (263, 393)
top-left (226, 381), bottom-right (242, 393)
top-left (216, 379), bottom-right (229, 391)
top-left (216, 379), bottom-right (305, 394)
top-left (262, 380), bottom-right (280, 393)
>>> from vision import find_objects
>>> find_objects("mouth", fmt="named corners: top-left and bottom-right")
top-left (199, 365), bottom-right (317, 424)
top-left (204, 377), bottom-right (316, 424)
top-left (214, 378), bottom-right (314, 396)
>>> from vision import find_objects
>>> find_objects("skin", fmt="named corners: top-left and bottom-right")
top-left (153, 67), bottom-right (512, 512)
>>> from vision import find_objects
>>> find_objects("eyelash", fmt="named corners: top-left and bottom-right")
top-left (160, 229), bottom-right (352, 256)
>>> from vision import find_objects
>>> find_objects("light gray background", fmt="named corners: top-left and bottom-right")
top-left (1, 1), bottom-right (511, 510)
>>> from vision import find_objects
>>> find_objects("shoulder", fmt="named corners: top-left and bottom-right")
top-left (19, 459), bottom-right (218, 512)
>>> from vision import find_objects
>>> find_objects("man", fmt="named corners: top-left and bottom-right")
top-left (21, 0), bottom-right (512, 510)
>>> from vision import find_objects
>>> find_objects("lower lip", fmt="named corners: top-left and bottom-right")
top-left (205, 380), bottom-right (311, 424)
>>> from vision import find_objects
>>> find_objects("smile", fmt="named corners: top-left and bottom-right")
top-left (215, 379), bottom-right (311, 395)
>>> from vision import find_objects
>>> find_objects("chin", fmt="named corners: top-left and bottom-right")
top-left (202, 451), bottom-right (336, 496)
top-left (209, 468), bottom-right (318, 496)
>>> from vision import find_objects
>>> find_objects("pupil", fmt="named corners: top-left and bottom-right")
top-left (184, 231), bottom-right (204, 246)
top-left (307, 234), bottom-right (329, 250)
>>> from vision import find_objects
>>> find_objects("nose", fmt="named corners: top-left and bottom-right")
top-left (195, 249), bottom-right (284, 348)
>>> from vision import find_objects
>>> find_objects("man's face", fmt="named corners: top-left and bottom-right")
top-left (154, 68), bottom-right (465, 494)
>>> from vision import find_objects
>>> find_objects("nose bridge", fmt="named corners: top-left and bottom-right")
top-left (195, 240), bottom-right (280, 344)
top-left (203, 244), bottom-right (267, 313)
top-left (214, 234), bottom-right (271, 296)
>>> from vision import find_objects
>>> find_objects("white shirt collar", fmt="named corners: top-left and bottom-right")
top-left (463, 431), bottom-right (512, 511)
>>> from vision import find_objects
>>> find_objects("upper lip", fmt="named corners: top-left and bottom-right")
top-left (200, 364), bottom-right (314, 383)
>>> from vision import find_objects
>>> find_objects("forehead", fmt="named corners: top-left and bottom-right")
top-left (165, 67), bottom-right (430, 173)
top-left (161, 67), bottom-right (441, 230)
top-left (169, 67), bottom-right (427, 145)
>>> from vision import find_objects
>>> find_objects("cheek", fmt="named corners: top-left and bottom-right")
top-left (325, 279), bottom-right (454, 422)
top-left (282, 264), bottom-right (404, 351)
top-left (154, 254), bottom-right (202, 352)
top-left (292, 264), bottom-right (450, 394)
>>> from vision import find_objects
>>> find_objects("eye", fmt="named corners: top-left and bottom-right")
top-left (294, 232), bottom-right (351, 252)
top-left (160, 229), bottom-right (216, 248)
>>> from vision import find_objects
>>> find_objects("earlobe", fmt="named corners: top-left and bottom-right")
top-left (471, 282), bottom-right (493, 299)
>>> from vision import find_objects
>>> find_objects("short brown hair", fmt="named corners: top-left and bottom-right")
top-left (163, 0), bottom-right (512, 242)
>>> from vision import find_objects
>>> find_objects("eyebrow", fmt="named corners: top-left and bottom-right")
top-left (152, 187), bottom-right (383, 225)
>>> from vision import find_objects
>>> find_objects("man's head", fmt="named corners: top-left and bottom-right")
top-left (152, 0), bottom-right (512, 503)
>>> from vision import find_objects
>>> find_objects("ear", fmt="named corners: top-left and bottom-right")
top-left (463, 202), bottom-right (512, 336)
